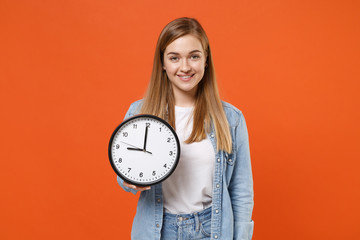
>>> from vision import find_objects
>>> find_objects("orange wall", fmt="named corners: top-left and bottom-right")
top-left (1, 0), bottom-right (359, 239)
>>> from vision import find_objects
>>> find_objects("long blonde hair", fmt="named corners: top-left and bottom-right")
top-left (140, 17), bottom-right (232, 153)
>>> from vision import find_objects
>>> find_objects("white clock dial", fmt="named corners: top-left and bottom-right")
top-left (109, 114), bottom-right (180, 186)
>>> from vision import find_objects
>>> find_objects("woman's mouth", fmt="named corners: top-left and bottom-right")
top-left (177, 74), bottom-right (195, 81)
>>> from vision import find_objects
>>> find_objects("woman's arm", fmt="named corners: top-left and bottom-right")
top-left (229, 113), bottom-right (254, 240)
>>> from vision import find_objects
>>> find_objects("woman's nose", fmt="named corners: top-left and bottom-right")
top-left (180, 59), bottom-right (191, 72)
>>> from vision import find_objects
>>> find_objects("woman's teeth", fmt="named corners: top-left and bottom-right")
top-left (179, 74), bottom-right (193, 79)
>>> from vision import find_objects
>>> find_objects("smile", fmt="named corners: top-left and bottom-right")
top-left (177, 74), bottom-right (195, 80)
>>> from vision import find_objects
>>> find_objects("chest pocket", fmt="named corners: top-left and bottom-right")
top-left (225, 152), bottom-right (234, 166)
top-left (224, 152), bottom-right (235, 186)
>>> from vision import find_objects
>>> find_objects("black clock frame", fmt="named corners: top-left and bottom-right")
top-left (108, 114), bottom-right (181, 187)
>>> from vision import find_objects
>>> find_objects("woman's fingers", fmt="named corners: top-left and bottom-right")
top-left (123, 181), bottom-right (151, 191)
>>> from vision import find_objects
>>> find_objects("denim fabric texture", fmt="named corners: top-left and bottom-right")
top-left (161, 207), bottom-right (212, 240)
top-left (117, 100), bottom-right (254, 240)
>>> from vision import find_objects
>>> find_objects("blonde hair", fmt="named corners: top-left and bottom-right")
top-left (140, 17), bottom-right (232, 153)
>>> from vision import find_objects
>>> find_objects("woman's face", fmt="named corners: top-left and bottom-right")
top-left (163, 34), bottom-right (207, 102)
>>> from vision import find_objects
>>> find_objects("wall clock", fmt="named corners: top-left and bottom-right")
top-left (109, 114), bottom-right (180, 186)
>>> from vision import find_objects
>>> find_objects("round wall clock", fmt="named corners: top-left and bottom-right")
top-left (108, 114), bottom-right (180, 186)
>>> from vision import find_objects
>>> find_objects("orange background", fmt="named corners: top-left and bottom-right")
top-left (1, 0), bottom-right (359, 239)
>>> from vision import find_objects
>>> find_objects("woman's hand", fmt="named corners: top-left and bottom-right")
top-left (123, 181), bottom-right (151, 192)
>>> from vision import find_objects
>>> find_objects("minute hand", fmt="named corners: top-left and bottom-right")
top-left (143, 126), bottom-right (149, 151)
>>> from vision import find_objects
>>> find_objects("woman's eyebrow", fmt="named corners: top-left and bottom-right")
top-left (166, 50), bottom-right (202, 55)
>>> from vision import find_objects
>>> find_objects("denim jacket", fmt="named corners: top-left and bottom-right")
top-left (117, 100), bottom-right (254, 240)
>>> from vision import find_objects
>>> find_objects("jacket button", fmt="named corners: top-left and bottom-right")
top-left (157, 198), bottom-right (161, 203)
top-left (211, 134), bottom-right (214, 138)
top-left (228, 158), bottom-right (232, 162)
top-left (217, 158), bottom-right (220, 162)
top-left (215, 209), bottom-right (219, 214)
top-left (216, 184), bottom-right (220, 188)
top-left (156, 224), bottom-right (160, 228)
top-left (214, 234), bottom-right (218, 239)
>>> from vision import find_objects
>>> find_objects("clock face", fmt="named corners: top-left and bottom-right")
top-left (109, 114), bottom-right (180, 186)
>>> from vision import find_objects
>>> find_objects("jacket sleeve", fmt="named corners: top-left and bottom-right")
top-left (117, 175), bottom-right (138, 195)
top-left (115, 102), bottom-right (139, 195)
top-left (229, 112), bottom-right (254, 240)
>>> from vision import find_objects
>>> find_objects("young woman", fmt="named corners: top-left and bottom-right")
top-left (117, 17), bottom-right (254, 240)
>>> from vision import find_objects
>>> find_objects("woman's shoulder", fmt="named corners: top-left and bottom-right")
top-left (125, 99), bottom-right (143, 117)
top-left (129, 99), bottom-right (143, 109)
top-left (221, 101), bottom-right (245, 127)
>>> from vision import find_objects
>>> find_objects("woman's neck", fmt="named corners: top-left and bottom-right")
top-left (173, 87), bottom-right (197, 107)
top-left (173, 93), bottom-right (195, 107)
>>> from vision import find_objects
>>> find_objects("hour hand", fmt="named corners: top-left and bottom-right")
top-left (127, 147), bottom-right (143, 151)
top-left (127, 147), bottom-right (152, 154)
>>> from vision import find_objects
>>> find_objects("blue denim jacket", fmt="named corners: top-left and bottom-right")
top-left (117, 100), bottom-right (254, 240)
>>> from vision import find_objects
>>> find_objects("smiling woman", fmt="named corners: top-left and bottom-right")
top-left (163, 35), bottom-right (207, 106)
top-left (117, 17), bottom-right (254, 240)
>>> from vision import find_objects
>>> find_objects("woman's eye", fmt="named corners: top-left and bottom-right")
top-left (191, 55), bottom-right (200, 60)
top-left (170, 57), bottom-right (178, 61)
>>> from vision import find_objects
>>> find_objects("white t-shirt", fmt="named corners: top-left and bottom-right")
top-left (162, 105), bottom-right (215, 214)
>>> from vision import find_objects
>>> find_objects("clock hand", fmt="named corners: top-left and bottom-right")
top-left (121, 141), bottom-right (153, 154)
top-left (127, 147), bottom-right (152, 154)
top-left (120, 141), bottom-right (142, 149)
top-left (127, 147), bottom-right (143, 151)
top-left (143, 125), bottom-right (149, 151)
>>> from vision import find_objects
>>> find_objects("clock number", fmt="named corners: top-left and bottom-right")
top-left (152, 171), bottom-right (156, 176)
top-left (163, 164), bottom-right (167, 168)
top-left (146, 123), bottom-right (151, 127)
top-left (167, 138), bottom-right (171, 143)
top-left (133, 124), bottom-right (137, 129)
top-left (159, 127), bottom-right (161, 132)
top-left (123, 132), bottom-right (128, 137)
top-left (118, 158), bottom-right (122, 163)
top-left (169, 151), bottom-right (173, 156)
top-left (128, 168), bottom-right (131, 173)
top-left (116, 144), bottom-right (120, 149)
top-left (139, 172), bottom-right (143, 178)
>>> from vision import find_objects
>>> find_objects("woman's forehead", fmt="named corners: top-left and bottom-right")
top-left (165, 35), bottom-right (204, 54)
